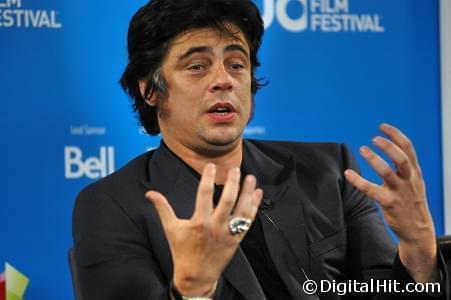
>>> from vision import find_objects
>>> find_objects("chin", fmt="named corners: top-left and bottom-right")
top-left (206, 134), bottom-right (240, 146)
top-left (198, 130), bottom-right (243, 152)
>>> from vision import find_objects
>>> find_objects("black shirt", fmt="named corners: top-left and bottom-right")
top-left (213, 185), bottom-right (292, 299)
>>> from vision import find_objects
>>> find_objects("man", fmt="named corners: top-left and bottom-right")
top-left (72, 0), bottom-right (449, 299)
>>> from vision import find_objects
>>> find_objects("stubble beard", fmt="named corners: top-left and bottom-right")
top-left (194, 125), bottom-right (244, 156)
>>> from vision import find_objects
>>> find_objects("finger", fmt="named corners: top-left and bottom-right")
top-left (372, 136), bottom-right (411, 179)
top-left (248, 188), bottom-right (263, 221)
top-left (233, 175), bottom-right (257, 218)
top-left (359, 146), bottom-right (399, 187)
top-left (213, 168), bottom-right (241, 222)
top-left (232, 189), bottom-right (263, 241)
top-left (379, 123), bottom-right (420, 170)
top-left (146, 191), bottom-right (177, 229)
top-left (193, 163), bottom-right (216, 219)
top-left (344, 169), bottom-right (389, 204)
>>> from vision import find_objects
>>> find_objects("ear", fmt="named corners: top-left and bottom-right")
top-left (139, 80), bottom-right (157, 107)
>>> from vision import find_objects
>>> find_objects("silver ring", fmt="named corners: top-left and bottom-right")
top-left (229, 217), bottom-right (252, 235)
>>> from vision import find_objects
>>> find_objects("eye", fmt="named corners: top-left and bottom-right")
top-left (187, 64), bottom-right (206, 72)
top-left (229, 63), bottom-right (245, 71)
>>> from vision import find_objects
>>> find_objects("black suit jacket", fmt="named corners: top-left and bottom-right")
top-left (72, 140), bottom-right (449, 299)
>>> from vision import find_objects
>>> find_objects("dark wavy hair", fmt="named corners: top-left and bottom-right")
top-left (120, 0), bottom-right (265, 135)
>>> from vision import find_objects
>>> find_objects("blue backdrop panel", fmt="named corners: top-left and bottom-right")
top-left (0, 0), bottom-right (442, 299)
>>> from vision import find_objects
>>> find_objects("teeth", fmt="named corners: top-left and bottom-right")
top-left (213, 107), bottom-right (230, 113)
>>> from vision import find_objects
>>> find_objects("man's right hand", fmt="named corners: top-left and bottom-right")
top-left (146, 164), bottom-right (263, 298)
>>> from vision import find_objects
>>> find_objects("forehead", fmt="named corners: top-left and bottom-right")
top-left (166, 26), bottom-right (250, 58)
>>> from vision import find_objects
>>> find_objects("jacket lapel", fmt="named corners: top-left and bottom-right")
top-left (243, 141), bottom-right (315, 299)
top-left (223, 248), bottom-right (267, 300)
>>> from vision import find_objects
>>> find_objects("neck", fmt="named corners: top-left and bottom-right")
top-left (162, 138), bottom-right (243, 185)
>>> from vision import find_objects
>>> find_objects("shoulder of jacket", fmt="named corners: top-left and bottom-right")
top-left (79, 150), bottom-right (153, 197)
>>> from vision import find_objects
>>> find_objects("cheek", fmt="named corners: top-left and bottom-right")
top-left (157, 98), bottom-right (171, 120)
top-left (170, 100), bottom-right (200, 124)
top-left (239, 76), bottom-right (252, 99)
top-left (240, 87), bottom-right (253, 109)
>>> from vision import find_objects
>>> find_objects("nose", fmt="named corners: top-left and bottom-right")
top-left (209, 64), bottom-right (232, 93)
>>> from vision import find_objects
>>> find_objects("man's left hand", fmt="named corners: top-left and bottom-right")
top-left (344, 123), bottom-right (439, 283)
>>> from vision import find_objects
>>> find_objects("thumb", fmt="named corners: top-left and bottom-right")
top-left (146, 191), bottom-right (177, 229)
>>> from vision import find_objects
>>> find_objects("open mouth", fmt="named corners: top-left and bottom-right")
top-left (210, 107), bottom-right (232, 115)
top-left (206, 102), bottom-right (237, 121)
top-left (207, 102), bottom-right (236, 115)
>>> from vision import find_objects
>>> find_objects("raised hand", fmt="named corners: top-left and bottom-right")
top-left (344, 123), bottom-right (439, 283)
top-left (146, 163), bottom-right (263, 297)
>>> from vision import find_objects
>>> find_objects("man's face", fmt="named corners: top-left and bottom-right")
top-left (153, 26), bottom-right (252, 154)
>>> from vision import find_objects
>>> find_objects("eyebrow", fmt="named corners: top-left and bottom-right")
top-left (178, 46), bottom-right (212, 61)
top-left (224, 44), bottom-right (249, 57)
top-left (178, 43), bottom-right (249, 62)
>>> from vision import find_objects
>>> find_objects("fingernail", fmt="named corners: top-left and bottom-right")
top-left (247, 175), bottom-right (256, 185)
top-left (372, 136), bottom-right (384, 145)
top-left (256, 189), bottom-right (263, 199)
top-left (359, 146), bottom-right (370, 155)
top-left (229, 167), bottom-right (240, 178)
top-left (344, 170), bottom-right (353, 178)
top-left (207, 163), bottom-right (216, 174)
top-left (380, 123), bottom-right (394, 131)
